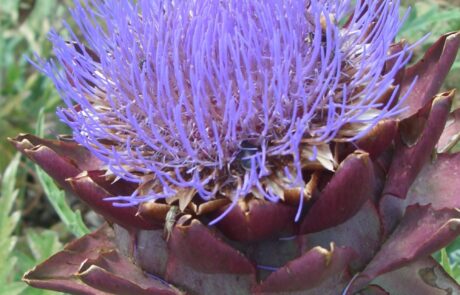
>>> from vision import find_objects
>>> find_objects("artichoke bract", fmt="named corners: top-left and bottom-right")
top-left (12, 0), bottom-right (460, 294)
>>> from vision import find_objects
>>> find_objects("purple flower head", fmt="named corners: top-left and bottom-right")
top-left (40, 0), bottom-right (415, 222)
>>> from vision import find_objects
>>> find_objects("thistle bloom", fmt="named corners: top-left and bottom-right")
top-left (13, 0), bottom-right (460, 294)
top-left (41, 0), bottom-right (414, 222)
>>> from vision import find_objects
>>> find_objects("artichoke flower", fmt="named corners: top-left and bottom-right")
top-left (11, 0), bottom-right (460, 294)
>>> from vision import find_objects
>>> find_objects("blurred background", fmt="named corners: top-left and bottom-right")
top-left (0, 0), bottom-right (459, 293)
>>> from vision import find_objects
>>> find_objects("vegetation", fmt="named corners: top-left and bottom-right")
top-left (0, 0), bottom-right (459, 293)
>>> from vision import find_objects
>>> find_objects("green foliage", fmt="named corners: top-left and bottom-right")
top-left (1, 3), bottom-right (85, 292)
top-left (440, 248), bottom-right (453, 277)
top-left (399, 0), bottom-right (460, 92)
top-left (440, 236), bottom-right (460, 283)
top-left (34, 109), bottom-right (90, 238)
top-left (13, 229), bottom-right (63, 295)
top-left (0, 0), bottom-right (71, 171)
top-left (0, 155), bottom-right (65, 295)
top-left (0, 154), bottom-right (26, 295)
top-left (400, 5), bottom-right (460, 39)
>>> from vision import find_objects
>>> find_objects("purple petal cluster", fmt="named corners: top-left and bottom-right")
top-left (40, 0), bottom-right (414, 211)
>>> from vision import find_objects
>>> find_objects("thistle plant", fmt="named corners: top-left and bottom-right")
top-left (11, 0), bottom-right (460, 294)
